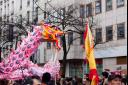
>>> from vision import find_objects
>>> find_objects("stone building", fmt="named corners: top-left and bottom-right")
top-left (0, 0), bottom-right (127, 77)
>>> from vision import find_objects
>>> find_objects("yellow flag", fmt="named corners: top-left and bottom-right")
top-left (84, 21), bottom-right (99, 85)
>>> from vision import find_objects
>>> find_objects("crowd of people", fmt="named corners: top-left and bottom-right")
top-left (0, 72), bottom-right (51, 85)
top-left (0, 71), bottom-right (127, 85)
top-left (83, 69), bottom-right (127, 85)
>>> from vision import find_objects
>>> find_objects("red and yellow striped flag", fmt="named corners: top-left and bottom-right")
top-left (84, 21), bottom-right (99, 85)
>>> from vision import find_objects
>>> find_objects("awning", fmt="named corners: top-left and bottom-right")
top-left (94, 46), bottom-right (127, 59)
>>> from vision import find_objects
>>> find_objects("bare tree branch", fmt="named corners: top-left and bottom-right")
top-left (66, 36), bottom-right (81, 56)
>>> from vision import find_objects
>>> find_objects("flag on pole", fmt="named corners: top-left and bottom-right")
top-left (84, 21), bottom-right (99, 85)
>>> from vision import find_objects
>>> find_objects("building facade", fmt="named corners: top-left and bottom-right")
top-left (0, 0), bottom-right (127, 78)
top-left (39, 0), bottom-right (127, 77)
top-left (40, 0), bottom-right (127, 76)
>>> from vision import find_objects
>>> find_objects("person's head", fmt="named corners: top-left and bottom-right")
top-left (22, 77), bottom-right (33, 85)
top-left (108, 74), bottom-right (122, 85)
top-left (32, 75), bottom-right (41, 80)
top-left (42, 72), bottom-right (51, 84)
top-left (102, 72), bottom-right (109, 79)
top-left (0, 80), bottom-right (8, 85)
top-left (32, 75), bottom-right (41, 85)
top-left (105, 69), bottom-right (110, 72)
top-left (8, 80), bottom-right (15, 85)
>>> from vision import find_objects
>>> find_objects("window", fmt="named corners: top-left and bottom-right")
top-left (8, 3), bottom-right (9, 7)
top-left (7, 4), bottom-right (9, 15)
top-left (36, 7), bottom-right (38, 19)
top-left (0, 8), bottom-right (2, 16)
top-left (86, 3), bottom-right (93, 17)
top-left (117, 23), bottom-right (125, 39)
top-left (5, 5), bottom-right (6, 9)
top-left (7, 16), bottom-right (9, 22)
top-left (0, 1), bottom-right (3, 6)
top-left (12, 1), bottom-right (14, 5)
top-left (79, 4), bottom-right (85, 18)
top-left (68, 32), bottom-right (73, 45)
top-left (60, 8), bottom-right (65, 19)
top-left (47, 42), bottom-right (51, 49)
top-left (95, 0), bottom-right (102, 14)
top-left (53, 12), bottom-right (58, 21)
top-left (20, 0), bottom-right (22, 10)
top-left (33, 7), bottom-right (38, 24)
top-left (4, 0), bottom-right (6, 3)
top-left (8, 25), bottom-right (13, 42)
top-left (68, 5), bottom-right (74, 14)
top-left (106, 26), bottom-right (113, 41)
top-left (35, 0), bottom-right (38, 2)
top-left (117, 0), bottom-right (124, 8)
top-left (80, 33), bottom-right (84, 45)
top-left (0, 17), bottom-right (2, 22)
top-left (30, 55), bottom-right (37, 63)
top-left (96, 28), bottom-right (102, 44)
top-left (27, 0), bottom-right (30, 7)
top-left (4, 14), bottom-right (6, 19)
top-left (117, 56), bottom-right (127, 65)
top-left (20, 15), bottom-right (22, 24)
top-left (96, 59), bottom-right (103, 76)
top-left (106, 0), bottom-right (112, 11)
top-left (27, 11), bottom-right (30, 24)
top-left (69, 62), bottom-right (83, 78)
top-left (12, 1), bottom-right (14, 15)
top-left (11, 18), bottom-right (13, 23)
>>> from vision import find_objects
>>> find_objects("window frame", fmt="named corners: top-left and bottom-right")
top-left (117, 56), bottom-right (127, 65)
top-left (117, 22), bottom-right (125, 40)
top-left (27, 0), bottom-right (30, 7)
top-left (27, 11), bottom-right (30, 25)
top-left (86, 3), bottom-right (93, 17)
top-left (80, 33), bottom-right (84, 45)
top-left (106, 25), bottom-right (113, 42)
top-left (95, 0), bottom-right (102, 14)
top-left (68, 32), bottom-right (73, 45)
top-left (79, 4), bottom-right (85, 18)
top-left (117, 0), bottom-right (125, 8)
top-left (12, 1), bottom-right (14, 15)
top-left (106, 0), bottom-right (113, 11)
top-left (0, 1), bottom-right (3, 6)
top-left (20, 14), bottom-right (22, 25)
top-left (20, 0), bottom-right (22, 10)
top-left (96, 28), bottom-right (102, 44)
top-left (0, 8), bottom-right (2, 17)
top-left (47, 42), bottom-right (51, 49)
top-left (69, 62), bottom-right (83, 78)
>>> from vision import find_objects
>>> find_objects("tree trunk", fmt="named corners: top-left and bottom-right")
top-left (62, 35), bottom-right (67, 78)
top-left (61, 8), bottom-right (67, 78)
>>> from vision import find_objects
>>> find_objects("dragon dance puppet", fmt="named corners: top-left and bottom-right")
top-left (0, 22), bottom-right (64, 80)
top-left (40, 21), bottom-right (64, 49)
